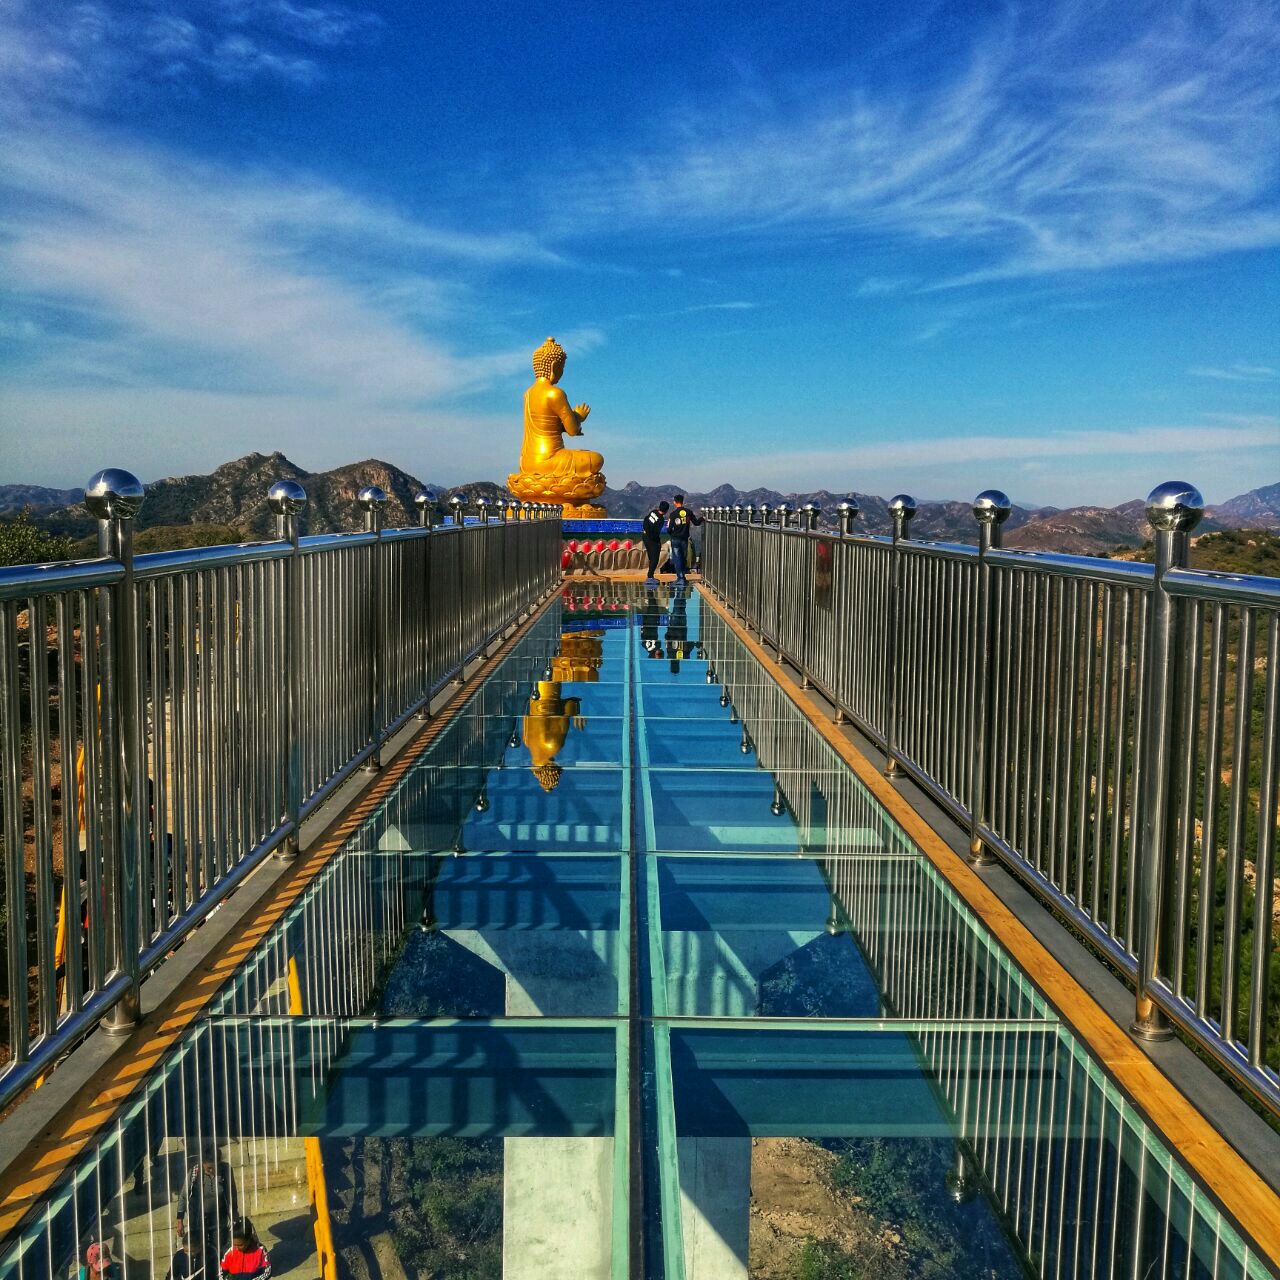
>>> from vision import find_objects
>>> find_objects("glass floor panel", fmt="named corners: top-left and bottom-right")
top-left (216, 854), bottom-right (625, 1020)
top-left (663, 1023), bottom-right (1268, 1279)
top-left (655, 855), bottom-right (1051, 1021)
top-left (3, 584), bottom-right (1272, 1280)
top-left (640, 769), bottom-right (911, 855)
top-left (353, 762), bottom-right (630, 854)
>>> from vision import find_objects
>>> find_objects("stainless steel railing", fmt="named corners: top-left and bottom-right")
top-left (701, 483), bottom-right (1280, 1114)
top-left (0, 470), bottom-right (561, 1107)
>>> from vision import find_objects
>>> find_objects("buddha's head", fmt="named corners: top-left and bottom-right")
top-left (533, 336), bottom-right (566, 384)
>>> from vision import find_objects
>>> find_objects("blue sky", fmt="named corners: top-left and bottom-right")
top-left (0, 0), bottom-right (1276, 505)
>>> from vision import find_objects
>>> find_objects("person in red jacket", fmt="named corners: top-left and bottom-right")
top-left (220, 1221), bottom-right (271, 1280)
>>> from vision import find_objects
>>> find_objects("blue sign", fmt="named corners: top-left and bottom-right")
top-left (562, 519), bottom-right (644, 535)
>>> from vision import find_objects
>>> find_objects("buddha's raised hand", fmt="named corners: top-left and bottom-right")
top-left (574, 403), bottom-right (591, 421)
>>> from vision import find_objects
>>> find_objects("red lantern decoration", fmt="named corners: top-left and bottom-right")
top-left (566, 539), bottom-right (578, 552)
top-left (561, 550), bottom-right (572, 569)
top-left (608, 539), bottom-right (619, 551)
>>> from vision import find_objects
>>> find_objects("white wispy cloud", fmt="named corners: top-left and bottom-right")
top-left (1187, 362), bottom-right (1278, 381)
top-left (657, 419), bottom-right (1280, 495)
top-left (555, 0), bottom-right (1280, 282)
top-left (0, 125), bottom-right (567, 402)
top-left (0, 0), bottom-right (378, 103)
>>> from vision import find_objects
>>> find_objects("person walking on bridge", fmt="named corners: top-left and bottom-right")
top-left (642, 501), bottom-right (669, 585)
top-left (665, 495), bottom-right (703, 585)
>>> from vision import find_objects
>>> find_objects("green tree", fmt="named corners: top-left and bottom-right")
top-left (0, 510), bottom-right (78, 568)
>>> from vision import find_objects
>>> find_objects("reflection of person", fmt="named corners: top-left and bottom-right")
top-left (665, 495), bottom-right (703, 584)
top-left (220, 1220), bottom-right (272, 1279)
top-left (666, 591), bottom-right (689, 674)
top-left (78, 1240), bottom-right (121, 1280)
top-left (640, 592), bottom-right (663, 659)
top-left (642, 502), bottom-right (669, 585)
top-left (176, 1146), bottom-right (239, 1277)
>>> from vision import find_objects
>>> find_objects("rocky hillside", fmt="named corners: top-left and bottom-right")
top-left (26, 453), bottom-right (509, 540)
top-left (0, 484), bottom-right (81, 515)
top-left (1210, 481), bottom-right (1280, 529)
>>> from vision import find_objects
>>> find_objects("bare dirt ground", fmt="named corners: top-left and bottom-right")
top-left (748, 1137), bottom-right (901, 1278)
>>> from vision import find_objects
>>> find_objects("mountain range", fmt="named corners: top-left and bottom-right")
top-left (3, 454), bottom-right (1277, 557)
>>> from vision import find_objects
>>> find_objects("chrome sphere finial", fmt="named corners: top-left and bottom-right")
top-left (413, 487), bottom-right (436, 510)
top-left (887, 494), bottom-right (917, 518)
top-left (972, 490), bottom-right (1012, 525)
top-left (267, 479), bottom-right (307, 515)
top-left (836, 497), bottom-right (859, 516)
top-left (450, 492), bottom-right (467, 507)
top-left (1145, 481), bottom-right (1205, 533)
top-left (357, 485), bottom-right (388, 510)
top-left (84, 468), bottom-right (145, 521)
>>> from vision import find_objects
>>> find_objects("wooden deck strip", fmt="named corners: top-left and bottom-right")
top-left (0, 592), bottom-right (558, 1240)
top-left (697, 584), bottom-right (1280, 1269)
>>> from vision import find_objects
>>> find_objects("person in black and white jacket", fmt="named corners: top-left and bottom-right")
top-left (642, 501), bottom-right (669, 584)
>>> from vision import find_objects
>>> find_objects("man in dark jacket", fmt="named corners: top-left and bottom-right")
top-left (642, 501), bottom-right (669, 584)
top-left (665, 495), bottom-right (703, 584)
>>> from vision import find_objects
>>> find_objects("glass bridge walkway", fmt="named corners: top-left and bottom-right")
top-left (0, 585), bottom-right (1272, 1280)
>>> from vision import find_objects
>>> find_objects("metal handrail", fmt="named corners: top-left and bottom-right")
top-left (0, 558), bottom-right (124, 601)
top-left (701, 485), bottom-right (1280, 1114)
top-left (0, 475), bottom-right (561, 1108)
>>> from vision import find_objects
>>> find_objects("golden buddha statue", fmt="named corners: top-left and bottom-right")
top-left (508, 336), bottom-right (607, 518)
top-left (521, 630), bottom-right (604, 791)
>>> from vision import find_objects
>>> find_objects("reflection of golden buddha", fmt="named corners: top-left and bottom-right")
top-left (521, 631), bottom-right (604, 791)
top-left (507, 337), bottom-right (607, 518)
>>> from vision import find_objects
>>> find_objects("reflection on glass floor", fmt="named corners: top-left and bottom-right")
top-left (1, 586), bottom-right (1272, 1280)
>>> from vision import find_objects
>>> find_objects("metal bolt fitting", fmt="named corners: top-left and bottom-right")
top-left (972, 490), bottom-right (1012, 526)
top-left (84, 468), bottom-right (145, 521)
top-left (836, 498), bottom-right (859, 536)
top-left (1145, 481), bottom-right (1205, 533)
top-left (267, 479), bottom-right (308, 515)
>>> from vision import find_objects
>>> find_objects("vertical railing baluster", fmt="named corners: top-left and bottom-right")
top-left (358, 486), bottom-right (389, 772)
top-left (450, 493), bottom-right (468, 683)
top-left (968, 489), bottom-right (1011, 865)
top-left (883, 495), bottom-right (914, 773)
top-left (269, 480), bottom-right (307, 858)
top-left (414, 488), bottom-right (436, 720)
top-left (85, 468), bottom-right (146, 1034)
top-left (1131, 481), bottom-right (1203, 1041)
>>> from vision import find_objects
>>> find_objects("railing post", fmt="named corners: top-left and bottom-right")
top-left (475, 496), bottom-right (492, 649)
top-left (413, 488), bottom-right (436, 719)
top-left (967, 490), bottom-right (1011, 862)
top-left (359, 485), bottom-right (388, 772)
top-left (85, 468), bottom-right (146, 1034)
top-left (882, 495), bottom-right (913, 760)
top-left (1132, 481), bottom-right (1204, 1041)
top-left (770, 505), bottom-right (789, 656)
top-left (451, 493), bottom-right (468, 683)
top-left (831, 499), bottom-right (860, 723)
top-left (798, 504), bottom-right (821, 687)
top-left (269, 480), bottom-right (308, 857)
